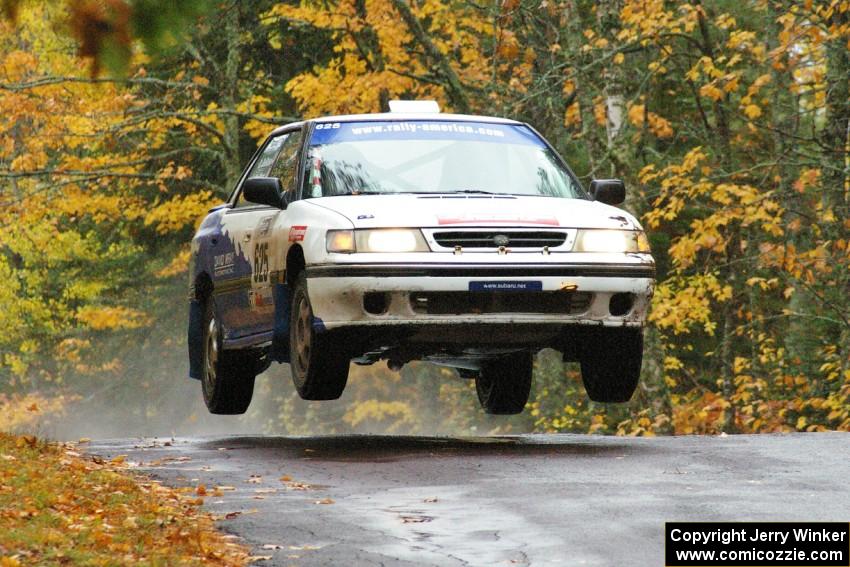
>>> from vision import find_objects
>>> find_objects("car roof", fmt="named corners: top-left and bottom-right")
top-left (269, 112), bottom-right (523, 137)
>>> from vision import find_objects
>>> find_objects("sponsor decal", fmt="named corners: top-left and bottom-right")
top-left (310, 149), bottom-right (323, 198)
top-left (253, 242), bottom-right (269, 283)
top-left (438, 215), bottom-right (559, 226)
top-left (249, 289), bottom-right (274, 311)
top-left (289, 225), bottom-right (308, 242)
top-left (213, 252), bottom-right (235, 277)
top-left (309, 121), bottom-right (546, 147)
top-left (256, 215), bottom-right (274, 237)
top-left (469, 281), bottom-right (543, 292)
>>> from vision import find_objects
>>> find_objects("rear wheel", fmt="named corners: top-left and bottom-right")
top-left (289, 273), bottom-right (350, 400)
top-left (201, 299), bottom-right (258, 414)
top-left (579, 328), bottom-right (643, 403)
top-left (475, 352), bottom-right (533, 415)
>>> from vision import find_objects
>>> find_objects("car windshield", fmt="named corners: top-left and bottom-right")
top-left (304, 120), bottom-right (585, 199)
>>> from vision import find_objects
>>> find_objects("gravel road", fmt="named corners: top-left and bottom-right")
top-left (88, 433), bottom-right (850, 566)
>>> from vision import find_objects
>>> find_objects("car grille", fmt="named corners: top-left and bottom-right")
top-left (432, 231), bottom-right (567, 249)
top-left (410, 291), bottom-right (593, 315)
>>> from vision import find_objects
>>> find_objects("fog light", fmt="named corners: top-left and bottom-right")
top-left (363, 292), bottom-right (389, 315)
top-left (609, 293), bottom-right (634, 316)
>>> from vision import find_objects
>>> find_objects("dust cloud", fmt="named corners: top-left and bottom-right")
top-left (38, 281), bottom-right (536, 441)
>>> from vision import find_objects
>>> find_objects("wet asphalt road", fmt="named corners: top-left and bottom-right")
top-left (88, 433), bottom-right (850, 566)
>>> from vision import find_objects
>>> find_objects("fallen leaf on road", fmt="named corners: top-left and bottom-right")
top-left (224, 512), bottom-right (241, 520)
top-left (195, 484), bottom-right (207, 496)
top-left (217, 485), bottom-right (236, 491)
top-left (261, 544), bottom-right (284, 550)
top-left (289, 544), bottom-right (322, 551)
top-left (424, 497), bottom-right (438, 503)
top-left (314, 498), bottom-right (334, 505)
top-left (247, 555), bottom-right (273, 562)
top-left (279, 475), bottom-right (292, 482)
top-left (78, 438), bottom-right (91, 444)
top-left (247, 475), bottom-right (262, 484)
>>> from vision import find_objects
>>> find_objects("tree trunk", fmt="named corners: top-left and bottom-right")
top-left (221, 2), bottom-right (242, 193)
top-left (821, 10), bottom-right (850, 375)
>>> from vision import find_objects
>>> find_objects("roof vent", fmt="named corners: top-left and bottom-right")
top-left (388, 100), bottom-right (440, 114)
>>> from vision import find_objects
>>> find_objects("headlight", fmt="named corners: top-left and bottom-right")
top-left (573, 230), bottom-right (651, 253)
top-left (326, 229), bottom-right (429, 253)
top-left (326, 230), bottom-right (356, 253)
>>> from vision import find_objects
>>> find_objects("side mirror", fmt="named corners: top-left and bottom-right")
top-left (590, 179), bottom-right (626, 206)
top-left (243, 177), bottom-right (284, 208)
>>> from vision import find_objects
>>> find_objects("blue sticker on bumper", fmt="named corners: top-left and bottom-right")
top-left (469, 281), bottom-right (543, 292)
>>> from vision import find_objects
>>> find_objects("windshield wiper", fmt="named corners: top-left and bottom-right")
top-left (403, 189), bottom-right (503, 195)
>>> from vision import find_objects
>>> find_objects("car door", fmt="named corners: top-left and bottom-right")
top-left (216, 133), bottom-right (288, 340)
top-left (247, 127), bottom-right (304, 335)
top-left (216, 127), bottom-right (305, 341)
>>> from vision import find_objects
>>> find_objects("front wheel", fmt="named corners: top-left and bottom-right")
top-left (289, 273), bottom-right (350, 400)
top-left (201, 299), bottom-right (258, 414)
top-left (475, 352), bottom-right (533, 415)
top-left (579, 328), bottom-right (643, 403)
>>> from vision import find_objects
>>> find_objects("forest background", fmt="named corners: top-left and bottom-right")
top-left (1, 0), bottom-right (848, 439)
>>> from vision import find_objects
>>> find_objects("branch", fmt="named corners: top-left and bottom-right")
top-left (389, 0), bottom-right (471, 113)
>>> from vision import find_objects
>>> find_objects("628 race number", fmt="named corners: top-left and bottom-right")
top-left (253, 242), bottom-right (269, 283)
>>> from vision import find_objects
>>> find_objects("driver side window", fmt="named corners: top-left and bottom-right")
top-left (236, 130), bottom-right (303, 207)
top-left (235, 135), bottom-right (287, 208)
top-left (269, 131), bottom-right (302, 195)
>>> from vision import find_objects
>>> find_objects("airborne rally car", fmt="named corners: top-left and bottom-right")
top-left (187, 101), bottom-right (655, 415)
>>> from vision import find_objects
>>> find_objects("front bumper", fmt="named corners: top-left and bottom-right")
top-left (304, 262), bottom-right (655, 330)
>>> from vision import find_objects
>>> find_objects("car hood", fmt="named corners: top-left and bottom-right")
top-left (308, 194), bottom-right (643, 230)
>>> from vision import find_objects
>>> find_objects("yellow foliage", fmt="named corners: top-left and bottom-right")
top-left (743, 103), bottom-right (762, 119)
top-left (700, 83), bottom-right (724, 101)
top-left (627, 103), bottom-right (673, 138)
top-left (563, 101), bottom-right (581, 128)
top-left (265, 1), bottom-right (494, 115)
top-left (0, 394), bottom-right (68, 433)
top-left (673, 391), bottom-right (730, 435)
top-left (650, 273), bottom-right (731, 335)
top-left (343, 400), bottom-right (417, 433)
top-left (76, 306), bottom-right (151, 331)
top-left (144, 191), bottom-right (218, 235)
top-left (156, 247), bottom-right (192, 278)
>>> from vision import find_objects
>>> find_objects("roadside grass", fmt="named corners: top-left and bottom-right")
top-left (0, 433), bottom-right (250, 565)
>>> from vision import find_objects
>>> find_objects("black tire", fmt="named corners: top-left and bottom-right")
top-left (579, 328), bottom-right (643, 403)
top-left (201, 299), bottom-right (257, 414)
top-left (289, 273), bottom-right (349, 400)
top-left (475, 352), bottom-right (533, 415)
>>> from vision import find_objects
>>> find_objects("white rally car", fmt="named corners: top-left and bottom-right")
top-left (188, 101), bottom-right (654, 415)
